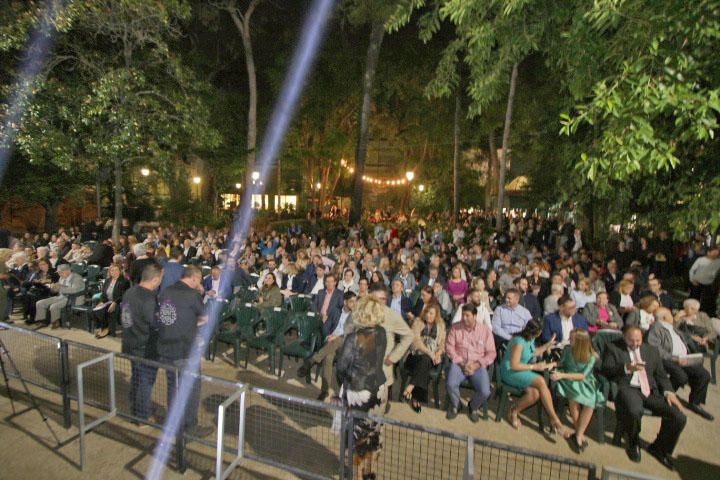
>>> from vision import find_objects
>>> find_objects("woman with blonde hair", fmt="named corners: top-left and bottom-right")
top-left (551, 329), bottom-right (604, 452)
top-left (609, 279), bottom-right (636, 316)
top-left (335, 294), bottom-right (388, 480)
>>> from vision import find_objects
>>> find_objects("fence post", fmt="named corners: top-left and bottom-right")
top-left (464, 436), bottom-right (474, 480)
top-left (59, 341), bottom-right (71, 429)
top-left (174, 369), bottom-right (187, 473)
top-left (339, 410), bottom-right (347, 480)
top-left (345, 411), bottom-right (354, 480)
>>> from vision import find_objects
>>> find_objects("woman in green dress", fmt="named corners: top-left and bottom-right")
top-left (500, 320), bottom-right (570, 437)
top-left (551, 328), bottom-right (605, 452)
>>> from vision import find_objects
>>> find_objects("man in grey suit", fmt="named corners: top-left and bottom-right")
top-left (35, 263), bottom-right (84, 328)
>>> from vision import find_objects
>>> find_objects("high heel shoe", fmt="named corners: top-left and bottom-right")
top-left (571, 434), bottom-right (587, 453)
top-left (411, 400), bottom-right (422, 413)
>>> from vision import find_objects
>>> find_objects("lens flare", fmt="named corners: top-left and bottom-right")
top-left (146, 0), bottom-right (336, 477)
top-left (0, 1), bottom-right (66, 183)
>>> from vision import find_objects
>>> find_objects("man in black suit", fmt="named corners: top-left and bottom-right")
top-left (182, 239), bottom-right (197, 261)
top-left (387, 279), bottom-right (413, 322)
top-left (86, 239), bottom-right (114, 268)
top-left (516, 277), bottom-right (542, 320)
top-left (311, 273), bottom-right (343, 327)
top-left (603, 325), bottom-right (686, 470)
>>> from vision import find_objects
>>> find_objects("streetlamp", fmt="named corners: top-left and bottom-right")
top-left (251, 171), bottom-right (260, 184)
top-left (315, 182), bottom-right (322, 190)
top-left (192, 176), bottom-right (201, 199)
top-left (418, 184), bottom-right (425, 192)
top-left (140, 168), bottom-right (150, 177)
top-left (235, 183), bottom-right (242, 190)
top-left (405, 171), bottom-right (415, 182)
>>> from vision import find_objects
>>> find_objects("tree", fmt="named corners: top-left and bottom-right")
top-left (213, 0), bottom-right (263, 189)
top-left (1, 1), bottom-right (220, 239)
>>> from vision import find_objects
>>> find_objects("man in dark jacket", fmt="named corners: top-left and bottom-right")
top-left (121, 262), bottom-right (163, 422)
top-left (311, 274), bottom-right (343, 325)
top-left (603, 325), bottom-right (686, 469)
top-left (516, 277), bottom-right (542, 320)
top-left (85, 239), bottom-right (114, 268)
top-left (156, 265), bottom-right (212, 437)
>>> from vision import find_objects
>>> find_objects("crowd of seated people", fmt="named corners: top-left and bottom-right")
top-left (0, 211), bottom-right (718, 469)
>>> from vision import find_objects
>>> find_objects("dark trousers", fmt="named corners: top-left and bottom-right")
top-left (163, 357), bottom-right (201, 430)
top-left (615, 386), bottom-right (687, 455)
top-left (93, 305), bottom-right (112, 329)
top-left (663, 360), bottom-right (710, 406)
top-left (129, 361), bottom-right (157, 420)
top-left (405, 353), bottom-right (433, 402)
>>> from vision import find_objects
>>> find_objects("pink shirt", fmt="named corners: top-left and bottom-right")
top-left (446, 321), bottom-right (496, 368)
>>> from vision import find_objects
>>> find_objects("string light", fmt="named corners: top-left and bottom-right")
top-left (343, 158), bottom-right (413, 186)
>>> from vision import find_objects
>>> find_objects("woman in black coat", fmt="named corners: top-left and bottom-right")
top-left (94, 264), bottom-right (129, 338)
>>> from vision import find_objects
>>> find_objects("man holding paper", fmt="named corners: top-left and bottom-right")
top-left (648, 307), bottom-right (713, 421)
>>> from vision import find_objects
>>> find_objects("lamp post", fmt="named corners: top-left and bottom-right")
top-left (418, 184), bottom-right (425, 192)
top-left (403, 171), bottom-right (415, 214)
top-left (140, 168), bottom-right (150, 177)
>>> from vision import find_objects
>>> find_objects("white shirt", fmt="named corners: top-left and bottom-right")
top-left (331, 310), bottom-right (351, 338)
top-left (452, 302), bottom-right (492, 327)
top-left (658, 321), bottom-right (688, 357)
top-left (619, 294), bottom-right (634, 308)
top-left (310, 278), bottom-right (324, 295)
top-left (639, 310), bottom-right (654, 331)
top-left (689, 256), bottom-right (720, 285)
top-left (560, 315), bottom-right (574, 347)
top-left (627, 347), bottom-right (642, 387)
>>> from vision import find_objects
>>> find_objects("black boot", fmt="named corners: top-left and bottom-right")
top-left (296, 358), bottom-right (313, 379)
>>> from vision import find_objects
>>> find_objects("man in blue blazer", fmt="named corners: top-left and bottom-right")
top-left (311, 274), bottom-right (344, 325)
top-left (387, 279), bottom-right (412, 322)
top-left (541, 294), bottom-right (589, 345)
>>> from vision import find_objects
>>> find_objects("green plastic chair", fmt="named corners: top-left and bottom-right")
top-left (277, 312), bottom-right (322, 378)
top-left (70, 262), bottom-right (88, 276)
top-left (243, 307), bottom-right (288, 374)
top-left (212, 303), bottom-right (258, 367)
top-left (289, 295), bottom-right (311, 313)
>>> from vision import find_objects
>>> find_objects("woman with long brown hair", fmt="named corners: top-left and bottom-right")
top-left (403, 304), bottom-right (446, 413)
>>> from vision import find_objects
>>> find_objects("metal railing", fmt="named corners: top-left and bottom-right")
top-left (601, 467), bottom-right (664, 480)
top-left (0, 322), bottom-right (626, 480)
top-left (77, 352), bottom-right (116, 470)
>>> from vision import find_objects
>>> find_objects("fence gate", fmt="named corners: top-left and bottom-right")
top-left (77, 352), bottom-right (116, 470)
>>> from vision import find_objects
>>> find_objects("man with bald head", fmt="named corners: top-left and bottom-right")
top-left (603, 324), bottom-right (686, 469)
top-left (648, 307), bottom-right (713, 421)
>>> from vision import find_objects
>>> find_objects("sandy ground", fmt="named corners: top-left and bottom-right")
top-left (1, 317), bottom-right (719, 479)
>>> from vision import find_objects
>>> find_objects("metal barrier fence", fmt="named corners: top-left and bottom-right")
top-left (0, 322), bottom-right (605, 479)
top-left (600, 467), bottom-right (664, 480)
top-left (343, 411), bottom-right (596, 480)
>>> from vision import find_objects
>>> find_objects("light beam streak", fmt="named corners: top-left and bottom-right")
top-left (146, 0), bottom-right (336, 477)
top-left (0, 1), bottom-right (66, 183)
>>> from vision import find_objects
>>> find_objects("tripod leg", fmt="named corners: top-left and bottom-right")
top-left (0, 349), bottom-right (17, 414)
top-left (0, 337), bottom-right (61, 445)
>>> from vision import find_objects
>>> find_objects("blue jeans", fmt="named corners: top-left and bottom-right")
top-left (129, 361), bottom-right (157, 420)
top-left (447, 363), bottom-right (491, 411)
top-left (162, 357), bottom-right (201, 430)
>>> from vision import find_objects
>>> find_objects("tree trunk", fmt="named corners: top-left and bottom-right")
top-left (95, 171), bottom-right (102, 219)
top-left (349, 21), bottom-right (385, 225)
top-left (485, 130), bottom-right (496, 210)
top-left (228, 3), bottom-right (259, 191)
top-left (112, 155), bottom-right (122, 243)
top-left (44, 202), bottom-right (58, 233)
top-left (452, 89), bottom-right (461, 217)
top-left (496, 63), bottom-right (518, 232)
